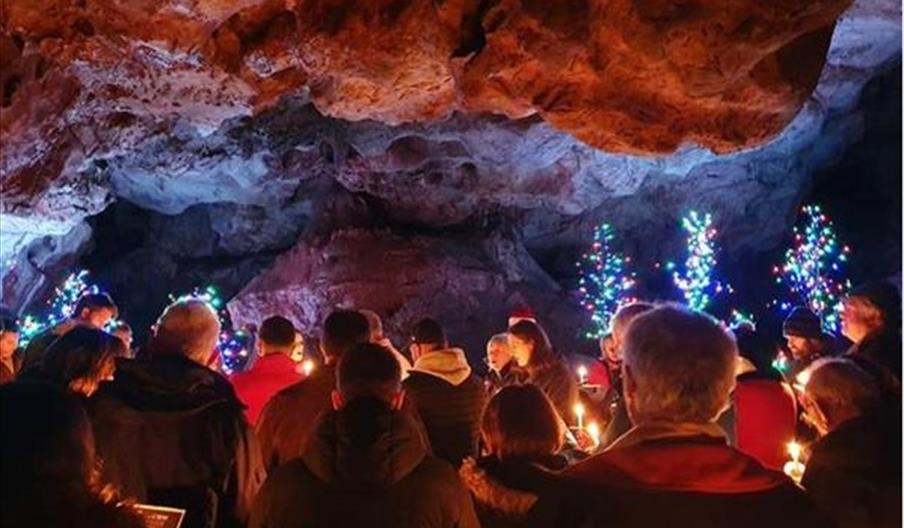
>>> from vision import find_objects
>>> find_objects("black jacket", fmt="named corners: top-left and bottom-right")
top-left (802, 410), bottom-right (902, 528)
top-left (525, 359), bottom-right (578, 426)
top-left (250, 398), bottom-right (480, 528)
top-left (90, 355), bottom-right (265, 528)
top-left (484, 362), bottom-right (525, 395)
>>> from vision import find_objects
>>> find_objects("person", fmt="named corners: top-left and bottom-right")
top-left (256, 309), bottom-right (370, 470)
top-left (250, 343), bottom-right (480, 528)
top-left (841, 282), bottom-right (902, 392)
top-left (597, 302), bottom-right (654, 446)
top-left (289, 330), bottom-right (305, 364)
top-left (508, 320), bottom-right (578, 426)
top-left (403, 318), bottom-right (487, 466)
top-left (89, 299), bottom-right (265, 528)
top-left (38, 327), bottom-right (123, 398)
top-left (360, 309), bottom-right (412, 379)
top-left (0, 381), bottom-right (144, 528)
top-left (799, 358), bottom-right (901, 528)
top-left (532, 305), bottom-right (828, 528)
top-left (0, 315), bottom-right (21, 383)
top-left (484, 333), bottom-right (521, 395)
top-left (782, 306), bottom-right (834, 377)
top-left (721, 326), bottom-right (797, 470)
top-left (22, 292), bottom-right (118, 370)
top-left (459, 384), bottom-right (568, 528)
top-left (583, 334), bottom-right (617, 390)
top-left (109, 320), bottom-right (134, 356)
top-left (231, 316), bottom-right (302, 425)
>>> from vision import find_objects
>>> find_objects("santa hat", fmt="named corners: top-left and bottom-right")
top-left (508, 307), bottom-right (537, 322)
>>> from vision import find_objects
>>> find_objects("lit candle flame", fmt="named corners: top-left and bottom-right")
top-left (573, 402), bottom-right (585, 431)
top-left (577, 365), bottom-right (588, 384)
top-left (302, 359), bottom-right (315, 377)
top-left (793, 370), bottom-right (811, 393)
top-left (787, 441), bottom-right (801, 463)
top-left (587, 421), bottom-right (601, 448)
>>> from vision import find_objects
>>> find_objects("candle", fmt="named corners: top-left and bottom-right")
top-left (577, 365), bottom-right (588, 385)
top-left (302, 359), bottom-right (315, 377)
top-left (783, 441), bottom-right (806, 483)
top-left (793, 370), bottom-right (811, 393)
top-left (587, 421), bottom-right (601, 448)
top-left (573, 402), bottom-right (585, 431)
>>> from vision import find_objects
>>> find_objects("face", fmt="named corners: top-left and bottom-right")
top-left (290, 332), bottom-right (305, 363)
top-left (0, 331), bottom-right (19, 360)
top-left (840, 298), bottom-right (878, 343)
top-left (114, 330), bottom-right (133, 352)
top-left (83, 308), bottom-right (116, 329)
top-left (785, 335), bottom-right (819, 361)
top-left (486, 341), bottom-right (512, 372)
top-left (508, 335), bottom-right (532, 367)
top-left (600, 335), bottom-right (618, 365)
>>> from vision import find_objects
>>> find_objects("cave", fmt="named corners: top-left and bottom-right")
top-left (1, 0), bottom-right (901, 368)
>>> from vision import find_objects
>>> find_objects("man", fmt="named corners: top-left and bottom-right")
top-left (0, 316), bottom-right (21, 384)
top-left (484, 333), bottom-right (520, 395)
top-left (841, 282), bottom-right (902, 391)
top-left (799, 358), bottom-right (901, 528)
top-left (598, 302), bottom-right (654, 447)
top-left (782, 306), bottom-right (833, 377)
top-left (232, 316), bottom-right (302, 425)
top-left (250, 343), bottom-right (479, 528)
top-left (533, 305), bottom-right (828, 528)
top-left (360, 309), bottom-right (412, 380)
top-left (22, 292), bottom-right (118, 370)
top-left (403, 318), bottom-right (486, 467)
top-left (256, 310), bottom-right (370, 470)
top-left (90, 299), bottom-right (264, 528)
top-left (109, 320), bottom-right (134, 356)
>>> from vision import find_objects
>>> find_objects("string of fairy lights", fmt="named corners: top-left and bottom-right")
top-left (576, 223), bottom-right (636, 339)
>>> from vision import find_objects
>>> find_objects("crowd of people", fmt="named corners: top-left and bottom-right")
top-left (0, 280), bottom-right (900, 528)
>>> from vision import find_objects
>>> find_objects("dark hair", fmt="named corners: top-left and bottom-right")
top-left (411, 318), bottom-right (446, 347)
top-left (482, 384), bottom-right (564, 458)
top-left (259, 316), bottom-right (296, 349)
top-left (0, 316), bottom-right (18, 334)
top-left (734, 326), bottom-right (780, 375)
top-left (322, 310), bottom-right (370, 359)
top-left (508, 320), bottom-right (557, 366)
top-left (42, 328), bottom-right (123, 397)
top-left (337, 343), bottom-right (401, 402)
top-left (73, 293), bottom-right (118, 320)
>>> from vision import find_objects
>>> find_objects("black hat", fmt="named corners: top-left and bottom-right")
top-left (782, 306), bottom-right (828, 340)
top-left (849, 281), bottom-right (902, 328)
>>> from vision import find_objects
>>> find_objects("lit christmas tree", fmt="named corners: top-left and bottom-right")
top-left (19, 270), bottom-right (103, 347)
top-left (672, 211), bottom-right (720, 312)
top-left (576, 223), bottom-right (636, 340)
top-left (774, 204), bottom-right (851, 333)
top-left (170, 285), bottom-right (252, 375)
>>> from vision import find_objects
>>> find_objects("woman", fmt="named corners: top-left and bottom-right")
top-left (841, 282), bottom-right (902, 393)
top-left (0, 381), bottom-right (143, 527)
top-left (40, 327), bottom-right (123, 398)
top-left (460, 384), bottom-right (568, 528)
top-left (507, 320), bottom-right (578, 424)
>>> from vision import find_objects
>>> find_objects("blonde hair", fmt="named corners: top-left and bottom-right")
top-left (805, 358), bottom-right (880, 420)
top-left (151, 299), bottom-right (221, 364)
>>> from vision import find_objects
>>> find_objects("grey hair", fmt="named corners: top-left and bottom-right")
top-left (623, 304), bottom-right (737, 423)
top-left (152, 299), bottom-right (221, 364)
top-left (487, 333), bottom-right (510, 349)
top-left (805, 358), bottom-right (880, 418)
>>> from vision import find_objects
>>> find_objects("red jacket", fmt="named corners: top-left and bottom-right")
top-left (732, 377), bottom-right (797, 470)
top-left (231, 354), bottom-right (301, 425)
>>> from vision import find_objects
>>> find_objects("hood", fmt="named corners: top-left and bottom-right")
top-left (410, 348), bottom-right (472, 385)
top-left (303, 398), bottom-right (427, 488)
top-left (106, 355), bottom-right (241, 412)
top-left (592, 421), bottom-right (789, 494)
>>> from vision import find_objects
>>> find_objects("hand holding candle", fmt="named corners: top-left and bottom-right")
top-left (783, 441), bottom-right (806, 483)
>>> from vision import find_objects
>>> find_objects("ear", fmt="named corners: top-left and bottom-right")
top-left (391, 390), bottom-right (406, 411)
top-left (331, 390), bottom-right (343, 411)
top-left (622, 363), bottom-right (638, 420)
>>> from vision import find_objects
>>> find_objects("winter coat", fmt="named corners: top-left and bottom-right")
top-left (484, 361), bottom-right (524, 396)
top-left (1, 483), bottom-right (145, 528)
top-left (0, 351), bottom-right (22, 384)
top-left (802, 410), bottom-right (902, 528)
top-left (256, 363), bottom-right (339, 471)
top-left (525, 359), bottom-right (579, 426)
top-left (20, 320), bottom-right (78, 371)
top-left (89, 355), bottom-right (266, 528)
top-left (849, 329), bottom-right (902, 381)
top-left (532, 421), bottom-right (831, 528)
top-left (460, 454), bottom-right (568, 528)
top-left (404, 348), bottom-right (488, 466)
top-left (231, 354), bottom-right (301, 425)
top-left (730, 373), bottom-right (798, 470)
top-left (249, 398), bottom-right (480, 528)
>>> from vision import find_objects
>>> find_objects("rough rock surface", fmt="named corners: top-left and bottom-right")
top-left (0, 0), bottom-right (900, 354)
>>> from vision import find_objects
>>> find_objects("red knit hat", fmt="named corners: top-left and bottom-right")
top-left (508, 307), bottom-right (536, 321)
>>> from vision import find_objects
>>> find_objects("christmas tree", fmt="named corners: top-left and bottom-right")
top-left (673, 211), bottom-right (720, 312)
top-left (576, 223), bottom-right (636, 340)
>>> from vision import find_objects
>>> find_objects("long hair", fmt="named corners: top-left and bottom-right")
top-left (481, 384), bottom-right (564, 458)
top-left (42, 327), bottom-right (123, 397)
top-left (508, 320), bottom-right (557, 367)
